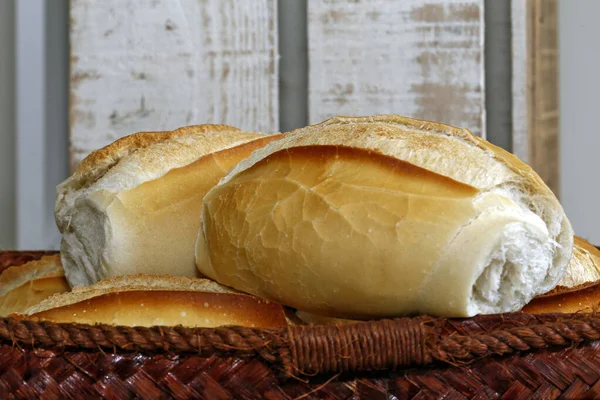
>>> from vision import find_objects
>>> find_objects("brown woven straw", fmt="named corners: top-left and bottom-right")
top-left (4, 251), bottom-right (600, 399)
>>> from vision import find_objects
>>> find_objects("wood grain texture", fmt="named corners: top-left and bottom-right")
top-left (511, 0), bottom-right (559, 195)
top-left (530, 0), bottom-right (559, 196)
top-left (511, 0), bottom-right (529, 163)
top-left (308, 0), bottom-right (485, 137)
top-left (69, 0), bottom-right (278, 169)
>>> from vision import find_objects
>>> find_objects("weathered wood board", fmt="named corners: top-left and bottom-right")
top-left (512, 0), bottom-right (559, 195)
top-left (529, 0), bottom-right (559, 195)
top-left (511, 0), bottom-right (529, 163)
top-left (307, 0), bottom-right (485, 137)
top-left (69, 0), bottom-right (278, 169)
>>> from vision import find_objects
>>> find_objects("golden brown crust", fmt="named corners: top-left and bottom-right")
top-left (198, 114), bottom-right (572, 318)
top-left (313, 115), bottom-right (549, 191)
top-left (575, 235), bottom-right (600, 254)
top-left (25, 290), bottom-right (288, 328)
top-left (253, 145), bottom-right (479, 197)
top-left (71, 124), bottom-right (241, 190)
top-left (25, 273), bottom-right (238, 314)
top-left (21, 274), bottom-right (287, 328)
top-left (0, 254), bottom-right (64, 294)
top-left (0, 277), bottom-right (70, 317)
top-left (0, 255), bottom-right (70, 316)
top-left (542, 236), bottom-right (600, 295)
top-left (522, 280), bottom-right (600, 314)
top-left (521, 237), bottom-right (600, 313)
top-left (56, 124), bottom-right (274, 287)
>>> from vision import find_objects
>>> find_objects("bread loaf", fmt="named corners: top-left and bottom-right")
top-left (21, 274), bottom-right (287, 328)
top-left (56, 124), bottom-right (281, 287)
top-left (555, 236), bottom-right (600, 290)
top-left (0, 255), bottom-right (69, 316)
top-left (296, 236), bottom-right (600, 320)
top-left (196, 115), bottom-right (573, 318)
top-left (523, 236), bottom-right (600, 314)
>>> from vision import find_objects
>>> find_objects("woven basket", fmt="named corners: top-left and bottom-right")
top-left (2, 251), bottom-right (600, 399)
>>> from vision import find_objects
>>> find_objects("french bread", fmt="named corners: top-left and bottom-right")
top-left (523, 236), bottom-right (600, 314)
top-left (296, 236), bottom-right (600, 321)
top-left (554, 236), bottom-right (600, 290)
top-left (0, 255), bottom-right (69, 316)
top-left (196, 115), bottom-right (573, 318)
top-left (56, 124), bottom-right (281, 287)
top-left (21, 274), bottom-right (287, 328)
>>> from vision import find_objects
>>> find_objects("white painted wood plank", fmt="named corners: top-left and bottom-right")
top-left (308, 0), bottom-right (485, 137)
top-left (511, 0), bottom-right (559, 195)
top-left (70, 0), bottom-right (278, 168)
top-left (16, 0), bottom-right (48, 249)
top-left (529, 0), bottom-right (559, 195)
top-left (511, 0), bottom-right (528, 162)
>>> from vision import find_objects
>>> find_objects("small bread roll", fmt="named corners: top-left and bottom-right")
top-left (21, 274), bottom-right (287, 328)
top-left (56, 124), bottom-right (281, 287)
top-left (197, 115), bottom-right (573, 318)
top-left (555, 236), bottom-right (600, 290)
top-left (523, 236), bottom-right (600, 314)
top-left (0, 255), bottom-right (69, 316)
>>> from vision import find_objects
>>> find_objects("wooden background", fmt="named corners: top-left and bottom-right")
top-left (69, 0), bottom-right (558, 189)
top-left (69, 0), bottom-right (278, 169)
top-left (308, 0), bottom-right (485, 135)
top-left (0, 0), bottom-right (561, 249)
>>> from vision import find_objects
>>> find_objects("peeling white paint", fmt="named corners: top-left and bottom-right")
top-left (70, 0), bottom-right (278, 169)
top-left (308, 0), bottom-right (485, 137)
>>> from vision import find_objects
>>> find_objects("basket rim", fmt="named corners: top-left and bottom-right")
top-left (2, 312), bottom-right (600, 378)
top-left (2, 250), bottom-right (600, 378)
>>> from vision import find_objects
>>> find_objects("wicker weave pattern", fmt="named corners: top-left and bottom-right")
top-left (4, 251), bottom-right (600, 399)
top-left (3, 315), bottom-right (600, 399)
top-left (5, 314), bottom-right (600, 378)
top-left (2, 337), bottom-right (600, 398)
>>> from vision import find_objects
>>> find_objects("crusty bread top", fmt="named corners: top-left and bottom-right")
top-left (73, 125), bottom-right (240, 190)
top-left (55, 124), bottom-right (265, 232)
top-left (221, 115), bottom-right (568, 240)
top-left (0, 255), bottom-right (64, 296)
top-left (223, 115), bottom-right (546, 192)
top-left (24, 274), bottom-right (237, 315)
top-left (21, 274), bottom-right (289, 328)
